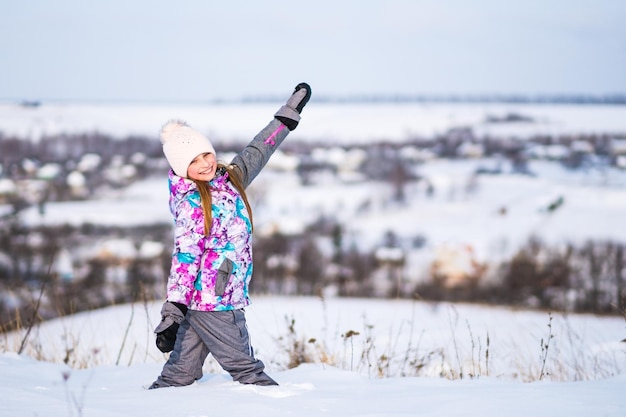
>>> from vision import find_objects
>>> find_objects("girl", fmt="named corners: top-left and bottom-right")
top-left (149, 83), bottom-right (311, 388)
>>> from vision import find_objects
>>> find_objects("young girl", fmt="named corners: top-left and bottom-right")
top-left (149, 83), bottom-right (311, 388)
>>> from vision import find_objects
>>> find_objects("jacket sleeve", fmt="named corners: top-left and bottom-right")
top-left (229, 118), bottom-right (291, 189)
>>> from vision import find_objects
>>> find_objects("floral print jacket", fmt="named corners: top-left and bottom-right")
top-left (165, 118), bottom-right (290, 311)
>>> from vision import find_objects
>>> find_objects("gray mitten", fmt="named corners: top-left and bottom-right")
top-left (154, 301), bottom-right (187, 353)
top-left (274, 82), bottom-right (311, 131)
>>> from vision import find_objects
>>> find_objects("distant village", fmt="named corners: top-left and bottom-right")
top-left (1, 116), bottom-right (625, 329)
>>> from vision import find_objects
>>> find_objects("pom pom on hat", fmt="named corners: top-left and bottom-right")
top-left (160, 120), bottom-right (216, 177)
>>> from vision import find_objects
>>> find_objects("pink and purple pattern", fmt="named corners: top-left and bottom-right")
top-left (165, 169), bottom-right (253, 311)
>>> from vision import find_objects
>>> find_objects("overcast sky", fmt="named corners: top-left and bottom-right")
top-left (1, 0), bottom-right (625, 102)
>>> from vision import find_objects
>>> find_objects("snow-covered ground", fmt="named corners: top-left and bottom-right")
top-left (1, 296), bottom-right (625, 416)
top-left (2, 101), bottom-right (626, 144)
top-left (1, 103), bottom-right (626, 416)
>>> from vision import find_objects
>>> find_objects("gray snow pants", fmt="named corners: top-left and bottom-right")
top-left (151, 309), bottom-right (277, 388)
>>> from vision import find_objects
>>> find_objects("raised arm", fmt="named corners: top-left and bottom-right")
top-left (230, 83), bottom-right (311, 188)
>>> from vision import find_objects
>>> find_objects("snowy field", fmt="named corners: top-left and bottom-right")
top-left (1, 296), bottom-right (625, 416)
top-left (1, 102), bottom-right (626, 416)
top-left (2, 101), bottom-right (626, 144)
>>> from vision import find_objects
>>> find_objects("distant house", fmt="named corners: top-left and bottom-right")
top-left (457, 141), bottom-right (485, 158)
top-left (92, 238), bottom-right (137, 286)
top-left (609, 138), bottom-right (626, 156)
top-left (399, 146), bottom-right (437, 162)
top-left (372, 246), bottom-right (406, 297)
top-left (527, 144), bottom-right (570, 161)
top-left (609, 138), bottom-right (626, 169)
top-left (96, 238), bottom-right (138, 263)
top-left (16, 179), bottom-right (48, 205)
top-left (77, 153), bottom-right (102, 172)
top-left (265, 149), bottom-right (299, 172)
top-left (53, 248), bottom-right (75, 282)
top-left (429, 243), bottom-right (487, 289)
top-left (36, 163), bottom-right (62, 180)
top-left (0, 178), bottom-right (17, 202)
top-left (570, 140), bottom-right (594, 154)
top-left (67, 170), bottom-right (87, 197)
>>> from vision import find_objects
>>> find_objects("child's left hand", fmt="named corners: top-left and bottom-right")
top-left (274, 82), bottom-right (312, 131)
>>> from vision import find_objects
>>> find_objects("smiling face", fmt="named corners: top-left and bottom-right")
top-left (187, 152), bottom-right (217, 181)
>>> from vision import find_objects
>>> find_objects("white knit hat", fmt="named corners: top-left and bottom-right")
top-left (160, 120), bottom-right (216, 177)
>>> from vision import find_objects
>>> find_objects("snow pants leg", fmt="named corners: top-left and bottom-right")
top-left (151, 309), bottom-right (277, 388)
top-left (150, 317), bottom-right (209, 388)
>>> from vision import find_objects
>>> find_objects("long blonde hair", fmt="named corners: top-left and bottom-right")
top-left (194, 164), bottom-right (253, 236)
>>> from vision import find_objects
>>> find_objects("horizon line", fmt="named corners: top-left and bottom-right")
top-left (4, 92), bottom-right (626, 107)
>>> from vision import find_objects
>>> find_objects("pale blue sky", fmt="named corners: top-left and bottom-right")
top-left (1, 0), bottom-right (625, 102)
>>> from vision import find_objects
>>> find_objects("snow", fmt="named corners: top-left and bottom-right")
top-left (0, 178), bottom-right (16, 194)
top-left (8, 101), bottom-right (626, 254)
top-left (2, 101), bottom-right (626, 415)
top-left (2, 102), bottom-right (626, 144)
top-left (1, 296), bottom-right (625, 416)
top-left (14, 157), bottom-right (626, 283)
top-left (6, 102), bottom-right (626, 262)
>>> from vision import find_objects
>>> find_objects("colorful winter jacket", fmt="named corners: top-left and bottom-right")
top-left (165, 119), bottom-right (290, 311)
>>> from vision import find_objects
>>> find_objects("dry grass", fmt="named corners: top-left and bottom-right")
top-left (1, 298), bottom-right (624, 382)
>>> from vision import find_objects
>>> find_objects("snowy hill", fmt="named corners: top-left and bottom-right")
top-left (1, 102), bottom-right (626, 416)
top-left (1, 296), bottom-right (625, 416)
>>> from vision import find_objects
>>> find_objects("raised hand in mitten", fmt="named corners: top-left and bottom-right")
top-left (274, 82), bottom-right (311, 131)
top-left (154, 301), bottom-right (188, 353)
